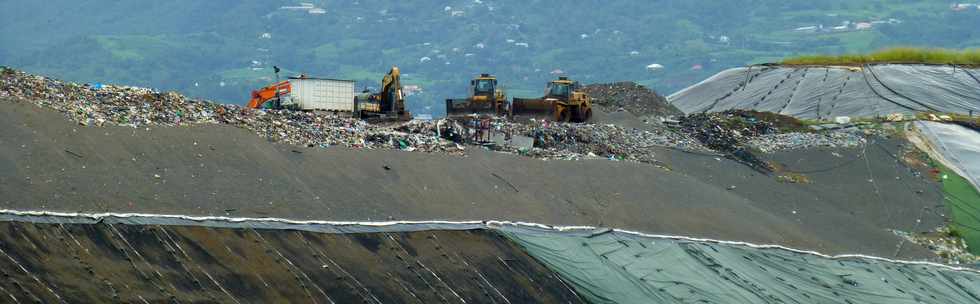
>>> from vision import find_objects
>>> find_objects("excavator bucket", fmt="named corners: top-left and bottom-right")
top-left (512, 98), bottom-right (563, 121)
top-left (445, 98), bottom-right (505, 117)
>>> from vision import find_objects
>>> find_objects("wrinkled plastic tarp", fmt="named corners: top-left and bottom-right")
top-left (501, 228), bottom-right (980, 304)
top-left (916, 121), bottom-right (980, 193)
top-left (2, 210), bottom-right (979, 304)
top-left (668, 64), bottom-right (980, 119)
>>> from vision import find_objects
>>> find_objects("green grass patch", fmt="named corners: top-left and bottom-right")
top-left (782, 48), bottom-right (980, 66)
top-left (938, 165), bottom-right (980, 255)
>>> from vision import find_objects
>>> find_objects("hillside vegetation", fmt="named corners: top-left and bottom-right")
top-left (3, 0), bottom-right (980, 115)
top-left (783, 48), bottom-right (980, 66)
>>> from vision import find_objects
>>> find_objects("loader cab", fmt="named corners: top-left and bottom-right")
top-left (472, 74), bottom-right (497, 96)
top-left (545, 77), bottom-right (577, 100)
top-left (546, 82), bottom-right (571, 98)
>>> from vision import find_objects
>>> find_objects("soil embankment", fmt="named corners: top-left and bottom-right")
top-left (0, 100), bottom-right (945, 259)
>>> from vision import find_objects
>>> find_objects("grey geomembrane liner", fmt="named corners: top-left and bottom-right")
top-left (3, 210), bottom-right (979, 303)
top-left (500, 228), bottom-right (980, 304)
top-left (668, 64), bottom-right (980, 119)
top-left (916, 121), bottom-right (980, 192)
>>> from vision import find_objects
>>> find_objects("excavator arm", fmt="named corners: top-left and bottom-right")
top-left (357, 66), bottom-right (411, 121)
top-left (247, 81), bottom-right (291, 109)
top-left (378, 67), bottom-right (403, 112)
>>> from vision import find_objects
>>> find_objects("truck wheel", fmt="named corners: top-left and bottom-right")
top-left (582, 108), bottom-right (592, 122)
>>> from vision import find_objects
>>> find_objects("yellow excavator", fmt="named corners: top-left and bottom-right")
top-left (356, 66), bottom-right (412, 121)
top-left (445, 74), bottom-right (509, 117)
top-left (512, 76), bottom-right (593, 122)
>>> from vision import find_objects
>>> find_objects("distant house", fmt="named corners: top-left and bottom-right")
top-left (794, 26), bottom-right (818, 32)
top-left (403, 85), bottom-right (422, 96)
top-left (951, 3), bottom-right (977, 11)
top-left (646, 63), bottom-right (664, 71)
top-left (280, 2), bottom-right (325, 15)
top-left (280, 3), bottom-right (314, 10)
top-left (855, 22), bottom-right (872, 30)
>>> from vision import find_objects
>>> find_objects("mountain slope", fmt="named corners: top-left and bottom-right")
top-left (3, 0), bottom-right (979, 115)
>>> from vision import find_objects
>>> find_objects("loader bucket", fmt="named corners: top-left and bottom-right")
top-left (446, 98), bottom-right (504, 117)
top-left (512, 98), bottom-right (562, 121)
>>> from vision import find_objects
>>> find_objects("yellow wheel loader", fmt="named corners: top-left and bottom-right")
top-left (445, 74), bottom-right (509, 117)
top-left (512, 76), bottom-right (593, 122)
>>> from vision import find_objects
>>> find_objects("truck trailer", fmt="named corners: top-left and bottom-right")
top-left (282, 77), bottom-right (356, 111)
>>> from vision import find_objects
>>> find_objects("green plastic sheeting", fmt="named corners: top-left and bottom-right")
top-left (941, 165), bottom-right (980, 255)
top-left (500, 227), bottom-right (980, 304)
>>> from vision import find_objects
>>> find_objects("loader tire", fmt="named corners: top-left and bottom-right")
top-left (578, 107), bottom-right (592, 122)
top-left (558, 108), bottom-right (571, 122)
top-left (571, 106), bottom-right (592, 122)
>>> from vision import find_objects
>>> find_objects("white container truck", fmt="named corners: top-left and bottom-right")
top-left (283, 77), bottom-right (356, 111)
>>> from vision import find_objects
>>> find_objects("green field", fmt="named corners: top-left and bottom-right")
top-left (783, 48), bottom-right (980, 66)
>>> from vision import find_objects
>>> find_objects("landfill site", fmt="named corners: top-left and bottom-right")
top-left (2, 64), bottom-right (980, 303)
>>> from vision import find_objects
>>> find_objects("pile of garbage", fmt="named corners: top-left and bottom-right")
top-left (893, 228), bottom-right (979, 265)
top-left (582, 82), bottom-right (682, 118)
top-left (0, 68), bottom-right (461, 153)
top-left (676, 111), bottom-right (779, 171)
top-left (492, 118), bottom-right (707, 163)
top-left (677, 110), bottom-right (847, 171)
top-left (747, 132), bottom-right (865, 153)
top-left (0, 67), bottom-right (706, 164)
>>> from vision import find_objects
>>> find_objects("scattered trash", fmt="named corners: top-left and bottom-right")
top-left (777, 173), bottom-right (811, 184)
top-left (893, 228), bottom-right (979, 265)
top-left (0, 67), bottom-right (877, 173)
top-left (1, 68), bottom-right (716, 167)
top-left (747, 132), bottom-right (863, 153)
top-left (886, 113), bottom-right (905, 122)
